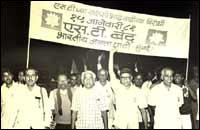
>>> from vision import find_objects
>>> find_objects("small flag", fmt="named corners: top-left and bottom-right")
top-left (71, 59), bottom-right (79, 74)
top-left (134, 62), bottom-right (138, 72)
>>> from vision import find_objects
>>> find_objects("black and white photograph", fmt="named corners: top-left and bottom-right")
top-left (1, 1), bottom-right (199, 129)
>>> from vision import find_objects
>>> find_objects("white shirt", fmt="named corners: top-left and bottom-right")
top-left (95, 81), bottom-right (115, 118)
top-left (71, 86), bottom-right (107, 129)
top-left (148, 82), bottom-right (183, 129)
top-left (113, 83), bottom-right (147, 129)
top-left (14, 84), bottom-right (52, 129)
top-left (1, 82), bottom-right (22, 129)
top-left (136, 84), bottom-right (151, 122)
top-left (49, 88), bottom-right (72, 124)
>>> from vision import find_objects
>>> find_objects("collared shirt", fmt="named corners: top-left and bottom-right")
top-left (148, 82), bottom-right (183, 129)
top-left (71, 87), bottom-right (107, 129)
top-left (71, 85), bottom-right (82, 96)
top-left (95, 81), bottom-right (115, 118)
top-left (14, 84), bottom-right (51, 129)
top-left (1, 82), bottom-right (22, 129)
top-left (112, 83), bottom-right (147, 129)
top-left (49, 88), bottom-right (72, 124)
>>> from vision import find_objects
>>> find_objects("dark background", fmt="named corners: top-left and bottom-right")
top-left (1, 1), bottom-right (199, 86)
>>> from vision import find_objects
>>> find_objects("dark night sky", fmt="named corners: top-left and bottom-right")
top-left (1, 1), bottom-right (199, 82)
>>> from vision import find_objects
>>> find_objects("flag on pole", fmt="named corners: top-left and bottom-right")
top-left (70, 59), bottom-right (79, 74)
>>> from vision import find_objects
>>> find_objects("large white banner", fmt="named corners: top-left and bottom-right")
top-left (29, 1), bottom-right (190, 58)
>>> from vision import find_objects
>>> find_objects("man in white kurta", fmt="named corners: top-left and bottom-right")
top-left (148, 67), bottom-right (183, 129)
top-left (107, 50), bottom-right (148, 129)
top-left (1, 70), bottom-right (23, 129)
top-left (13, 68), bottom-right (52, 129)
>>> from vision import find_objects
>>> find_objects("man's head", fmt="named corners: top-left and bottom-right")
top-left (18, 71), bottom-right (25, 83)
top-left (174, 72), bottom-right (184, 85)
top-left (161, 67), bottom-right (174, 87)
top-left (146, 71), bottom-right (154, 81)
top-left (81, 71), bottom-right (96, 89)
top-left (2, 70), bottom-right (13, 86)
top-left (120, 68), bottom-right (133, 88)
top-left (97, 69), bottom-right (108, 83)
top-left (134, 72), bottom-right (144, 88)
top-left (57, 74), bottom-right (68, 90)
top-left (70, 73), bottom-right (77, 87)
top-left (25, 68), bottom-right (38, 87)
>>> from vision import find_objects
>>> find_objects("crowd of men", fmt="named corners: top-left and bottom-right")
top-left (1, 49), bottom-right (199, 129)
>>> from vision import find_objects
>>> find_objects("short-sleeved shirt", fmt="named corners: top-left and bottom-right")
top-left (148, 82), bottom-right (183, 129)
top-left (14, 85), bottom-right (51, 129)
top-left (71, 87), bottom-right (107, 129)
top-left (113, 83), bottom-right (147, 129)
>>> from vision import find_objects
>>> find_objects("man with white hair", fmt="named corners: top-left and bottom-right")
top-left (71, 70), bottom-right (108, 129)
top-left (148, 67), bottom-right (183, 129)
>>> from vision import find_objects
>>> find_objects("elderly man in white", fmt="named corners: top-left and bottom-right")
top-left (71, 70), bottom-right (108, 129)
top-left (1, 70), bottom-right (22, 129)
top-left (148, 67), bottom-right (183, 129)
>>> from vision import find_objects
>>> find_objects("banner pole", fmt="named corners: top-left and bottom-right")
top-left (185, 14), bottom-right (191, 81)
top-left (26, 1), bottom-right (32, 69)
top-left (26, 38), bottom-right (31, 69)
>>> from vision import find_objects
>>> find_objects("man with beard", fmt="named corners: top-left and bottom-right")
top-left (13, 68), bottom-right (52, 129)
top-left (148, 67), bottom-right (183, 129)
top-left (49, 73), bottom-right (72, 129)
top-left (71, 70), bottom-right (108, 129)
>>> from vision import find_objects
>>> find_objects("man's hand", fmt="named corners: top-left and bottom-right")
top-left (49, 120), bottom-right (56, 129)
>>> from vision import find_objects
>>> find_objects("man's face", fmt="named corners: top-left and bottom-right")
top-left (2, 72), bottom-right (13, 85)
top-left (147, 72), bottom-right (153, 80)
top-left (25, 69), bottom-right (38, 87)
top-left (174, 73), bottom-right (183, 84)
top-left (98, 70), bottom-right (107, 82)
top-left (57, 75), bottom-right (68, 90)
top-left (120, 73), bottom-right (132, 88)
top-left (18, 72), bottom-right (25, 82)
top-left (162, 69), bottom-right (174, 86)
top-left (134, 75), bottom-right (143, 88)
top-left (83, 73), bottom-right (95, 89)
top-left (70, 75), bottom-right (77, 87)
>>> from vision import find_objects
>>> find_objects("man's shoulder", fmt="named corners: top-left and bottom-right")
top-left (172, 83), bottom-right (182, 91)
top-left (150, 82), bottom-right (162, 90)
top-left (50, 88), bottom-right (58, 94)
